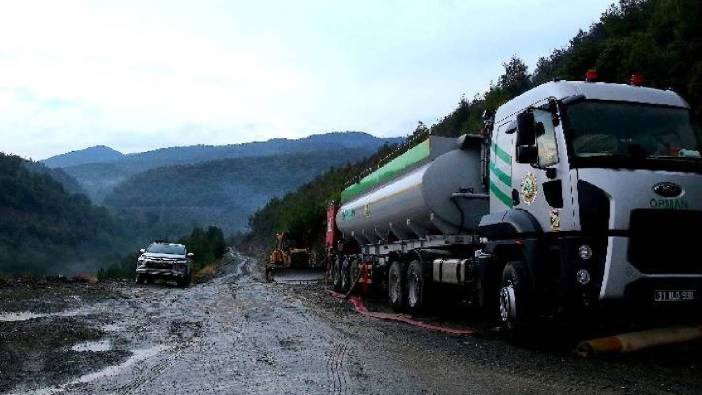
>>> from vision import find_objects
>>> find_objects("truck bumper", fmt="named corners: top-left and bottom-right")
top-left (543, 235), bottom-right (702, 318)
top-left (136, 268), bottom-right (187, 277)
top-left (600, 236), bottom-right (702, 301)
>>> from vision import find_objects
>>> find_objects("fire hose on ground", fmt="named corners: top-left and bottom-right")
top-left (576, 325), bottom-right (702, 357)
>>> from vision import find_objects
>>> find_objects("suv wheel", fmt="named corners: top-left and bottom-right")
top-left (178, 272), bottom-right (191, 288)
top-left (135, 273), bottom-right (146, 284)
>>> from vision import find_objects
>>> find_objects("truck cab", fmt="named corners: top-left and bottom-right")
top-left (481, 80), bottom-right (702, 325)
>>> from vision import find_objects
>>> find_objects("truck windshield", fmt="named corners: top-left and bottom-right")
top-left (147, 243), bottom-right (186, 255)
top-left (564, 101), bottom-right (702, 168)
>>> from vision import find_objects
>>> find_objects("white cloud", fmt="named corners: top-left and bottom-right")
top-left (0, 0), bottom-right (613, 159)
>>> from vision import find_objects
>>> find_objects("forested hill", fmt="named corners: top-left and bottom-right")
top-left (0, 153), bottom-right (122, 274)
top-left (240, 144), bottom-right (396, 252)
top-left (104, 148), bottom-right (385, 235)
top-left (56, 132), bottom-right (401, 202)
top-left (22, 161), bottom-right (85, 196)
top-left (240, 0), bottom-right (702, 252)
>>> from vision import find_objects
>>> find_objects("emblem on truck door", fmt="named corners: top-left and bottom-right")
top-left (549, 208), bottom-right (560, 231)
top-left (520, 172), bottom-right (538, 205)
top-left (652, 182), bottom-right (682, 198)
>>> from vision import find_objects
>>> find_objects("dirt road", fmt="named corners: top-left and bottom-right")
top-left (2, 251), bottom-right (701, 394)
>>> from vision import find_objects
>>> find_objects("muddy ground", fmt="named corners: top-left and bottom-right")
top-left (1, 251), bottom-right (701, 394)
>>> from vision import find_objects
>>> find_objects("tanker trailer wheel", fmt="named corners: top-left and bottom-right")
top-left (498, 261), bottom-right (532, 337)
top-left (388, 261), bottom-right (406, 311)
top-left (406, 260), bottom-right (425, 312)
top-left (348, 258), bottom-right (360, 292)
top-left (332, 256), bottom-right (343, 291)
top-left (340, 257), bottom-right (351, 292)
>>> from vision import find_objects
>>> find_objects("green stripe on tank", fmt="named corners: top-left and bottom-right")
top-left (489, 180), bottom-right (513, 208)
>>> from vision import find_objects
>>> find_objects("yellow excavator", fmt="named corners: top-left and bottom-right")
top-left (265, 232), bottom-right (317, 281)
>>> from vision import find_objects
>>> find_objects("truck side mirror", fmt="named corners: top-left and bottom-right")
top-left (516, 145), bottom-right (538, 163)
top-left (516, 111), bottom-right (537, 163)
top-left (516, 111), bottom-right (536, 146)
top-left (139, 248), bottom-right (146, 254)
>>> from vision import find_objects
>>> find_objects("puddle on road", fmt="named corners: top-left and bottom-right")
top-left (27, 345), bottom-right (167, 395)
top-left (75, 345), bottom-right (166, 383)
top-left (0, 310), bottom-right (84, 322)
top-left (102, 323), bottom-right (124, 332)
top-left (71, 339), bottom-right (113, 352)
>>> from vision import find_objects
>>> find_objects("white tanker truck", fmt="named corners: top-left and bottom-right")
top-left (325, 77), bottom-right (702, 333)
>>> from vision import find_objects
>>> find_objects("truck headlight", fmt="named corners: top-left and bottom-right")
top-left (578, 244), bottom-right (593, 260)
top-left (576, 269), bottom-right (591, 285)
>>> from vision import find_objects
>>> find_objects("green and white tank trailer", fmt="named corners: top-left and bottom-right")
top-left (327, 79), bottom-right (702, 332)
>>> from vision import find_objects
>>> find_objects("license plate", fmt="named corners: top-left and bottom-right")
top-left (654, 290), bottom-right (696, 302)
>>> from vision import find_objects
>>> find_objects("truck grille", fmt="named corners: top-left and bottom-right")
top-left (628, 209), bottom-right (702, 274)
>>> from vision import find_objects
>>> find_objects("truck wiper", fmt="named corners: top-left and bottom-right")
top-left (647, 155), bottom-right (701, 161)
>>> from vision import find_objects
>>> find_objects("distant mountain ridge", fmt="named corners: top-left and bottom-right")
top-left (44, 132), bottom-right (401, 169)
top-left (117, 131), bottom-right (401, 167)
top-left (104, 147), bottom-right (382, 234)
top-left (54, 132), bottom-right (402, 201)
top-left (42, 145), bottom-right (124, 168)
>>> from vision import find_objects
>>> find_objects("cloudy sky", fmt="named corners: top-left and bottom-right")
top-left (0, 0), bottom-right (613, 160)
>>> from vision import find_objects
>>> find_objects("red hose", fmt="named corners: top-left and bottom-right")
top-left (329, 290), bottom-right (475, 336)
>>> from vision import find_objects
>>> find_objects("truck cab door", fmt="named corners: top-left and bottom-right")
top-left (511, 106), bottom-right (569, 233)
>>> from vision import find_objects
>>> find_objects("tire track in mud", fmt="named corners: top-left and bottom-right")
top-left (326, 342), bottom-right (351, 395)
top-left (104, 252), bottom-right (248, 395)
top-left (113, 326), bottom-right (205, 394)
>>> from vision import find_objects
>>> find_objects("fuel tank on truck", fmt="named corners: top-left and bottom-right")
top-left (336, 135), bottom-right (488, 244)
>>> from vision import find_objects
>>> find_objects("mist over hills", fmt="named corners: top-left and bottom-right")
top-left (0, 132), bottom-right (401, 274)
top-left (0, 153), bottom-right (125, 274)
top-left (104, 148), bottom-right (380, 235)
top-left (48, 132), bottom-right (401, 202)
top-left (22, 161), bottom-right (85, 196)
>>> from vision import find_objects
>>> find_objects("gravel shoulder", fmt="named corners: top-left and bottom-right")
top-left (1, 252), bottom-right (701, 394)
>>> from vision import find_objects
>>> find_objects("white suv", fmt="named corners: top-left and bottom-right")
top-left (136, 242), bottom-right (193, 287)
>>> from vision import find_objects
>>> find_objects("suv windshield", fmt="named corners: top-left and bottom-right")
top-left (565, 101), bottom-right (702, 165)
top-left (147, 243), bottom-right (186, 255)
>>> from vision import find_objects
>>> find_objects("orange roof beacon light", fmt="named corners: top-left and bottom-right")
top-left (629, 73), bottom-right (644, 87)
top-left (585, 69), bottom-right (599, 82)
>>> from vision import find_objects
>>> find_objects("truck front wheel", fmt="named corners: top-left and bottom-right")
top-left (388, 261), bottom-right (405, 311)
top-left (406, 260), bottom-right (425, 312)
top-left (499, 261), bottom-right (532, 336)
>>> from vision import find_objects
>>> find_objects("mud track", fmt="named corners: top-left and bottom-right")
top-left (1, 251), bottom-right (701, 394)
